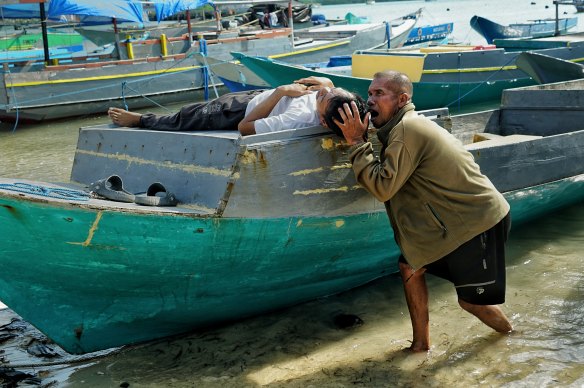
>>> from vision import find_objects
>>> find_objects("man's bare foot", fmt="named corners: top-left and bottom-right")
top-left (108, 107), bottom-right (142, 127)
top-left (406, 341), bottom-right (430, 353)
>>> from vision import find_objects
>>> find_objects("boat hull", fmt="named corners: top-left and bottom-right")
top-left (235, 54), bottom-right (535, 112)
top-left (0, 54), bottom-right (210, 121)
top-left (470, 15), bottom-right (578, 44)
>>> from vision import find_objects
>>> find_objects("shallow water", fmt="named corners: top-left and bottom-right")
top-left (1, 0), bottom-right (584, 386)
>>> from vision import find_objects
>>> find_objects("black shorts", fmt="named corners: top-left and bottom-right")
top-left (400, 213), bottom-right (511, 305)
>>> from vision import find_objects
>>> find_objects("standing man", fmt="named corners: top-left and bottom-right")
top-left (335, 70), bottom-right (513, 352)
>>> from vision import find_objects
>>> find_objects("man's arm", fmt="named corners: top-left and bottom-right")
top-left (294, 76), bottom-right (334, 91)
top-left (237, 84), bottom-right (312, 135)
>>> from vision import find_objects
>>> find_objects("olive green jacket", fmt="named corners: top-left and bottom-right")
top-left (349, 104), bottom-right (510, 269)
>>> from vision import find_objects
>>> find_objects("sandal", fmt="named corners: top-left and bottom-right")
top-left (134, 182), bottom-right (178, 207)
top-left (89, 175), bottom-right (135, 203)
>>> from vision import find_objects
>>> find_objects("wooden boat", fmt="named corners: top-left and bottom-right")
top-left (0, 6), bottom-right (299, 121)
top-left (233, 32), bottom-right (584, 111)
top-left (470, 15), bottom-right (578, 44)
top-left (232, 52), bottom-right (520, 111)
top-left (516, 51), bottom-right (584, 84)
top-left (404, 22), bottom-right (453, 47)
top-left (1, 79), bottom-right (584, 354)
top-left (0, 37), bottom-right (218, 122)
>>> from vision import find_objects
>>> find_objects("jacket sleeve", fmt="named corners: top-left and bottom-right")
top-left (348, 140), bottom-right (415, 202)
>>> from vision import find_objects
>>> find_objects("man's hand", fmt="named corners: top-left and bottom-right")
top-left (335, 101), bottom-right (370, 146)
top-left (293, 76), bottom-right (334, 91)
top-left (276, 83), bottom-right (313, 97)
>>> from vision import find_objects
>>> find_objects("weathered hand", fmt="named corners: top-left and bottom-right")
top-left (334, 101), bottom-right (370, 145)
top-left (276, 83), bottom-right (313, 97)
top-left (293, 76), bottom-right (334, 91)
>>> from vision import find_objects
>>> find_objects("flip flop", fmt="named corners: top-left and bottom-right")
top-left (134, 182), bottom-right (178, 207)
top-left (89, 175), bottom-right (135, 203)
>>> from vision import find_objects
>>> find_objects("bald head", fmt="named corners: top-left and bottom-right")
top-left (373, 70), bottom-right (413, 98)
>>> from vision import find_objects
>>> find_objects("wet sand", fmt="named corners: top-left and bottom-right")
top-left (1, 204), bottom-right (583, 387)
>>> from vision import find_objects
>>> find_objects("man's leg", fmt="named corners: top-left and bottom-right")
top-left (458, 299), bottom-right (512, 332)
top-left (108, 90), bottom-right (265, 132)
top-left (399, 261), bottom-right (430, 352)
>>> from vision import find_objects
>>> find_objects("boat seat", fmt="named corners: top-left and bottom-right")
top-left (293, 38), bottom-right (314, 46)
top-left (466, 133), bottom-right (542, 150)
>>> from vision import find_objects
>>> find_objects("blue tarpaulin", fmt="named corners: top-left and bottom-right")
top-left (47, 0), bottom-right (144, 23)
top-left (153, 0), bottom-right (214, 22)
top-left (0, 4), bottom-right (41, 18)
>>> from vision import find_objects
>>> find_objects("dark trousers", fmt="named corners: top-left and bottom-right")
top-left (139, 89), bottom-right (266, 132)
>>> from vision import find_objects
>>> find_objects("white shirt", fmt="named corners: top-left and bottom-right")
top-left (244, 89), bottom-right (320, 134)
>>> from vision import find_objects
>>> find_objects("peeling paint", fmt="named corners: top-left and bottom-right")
top-left (296, 219), bottom-right (303, 227)
top-left (335, 220), bottom-right (345, 228)
top-left (321, 138), bottom-right (335, 150)
top-left (293, 186), bottom-right (350, 195)
top-left (331, 163), bottom-right (352, 170)
top-left (288, 163), bottom-right (351, 177)
top-left (321, 137), bottom-right (347, 150)
top-left (289, 167), bottom-right (324, 176)
top-left (239, 150), bottom-right (258, 164)
top-left (76, 149), bottom-right (232, 177)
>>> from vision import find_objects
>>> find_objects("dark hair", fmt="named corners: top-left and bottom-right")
top-left (323, 92), bottom-right (368, 137)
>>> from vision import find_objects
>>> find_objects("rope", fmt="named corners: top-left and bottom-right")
top-left (5, 69), bottom-right (20, 134)
top-left (0, 182), bottom-right (90, 201)
top-left (121, 81), bottom-right (129, 111)
top-left (121, 83), bottom-right (173, 112)
top-left (445, 54), bottom-right (518, 109)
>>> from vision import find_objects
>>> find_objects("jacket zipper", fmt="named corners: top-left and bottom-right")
top-left (426, 203), bottom-right (448, 238)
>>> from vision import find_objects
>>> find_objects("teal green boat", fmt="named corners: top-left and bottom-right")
top-left (233, 52), bottom-right (536, 113)
top-left (0, 31), bottom-right (84, 51)
top-left (1, 80), bottom-right (584, 354)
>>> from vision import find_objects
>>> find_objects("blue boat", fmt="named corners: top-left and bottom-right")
top-left (1, 80), bottom-right (584, 354)
top-left (404, 22), bottom-right (453, 46)
top-left (470, 15), bottom-right (578, 44)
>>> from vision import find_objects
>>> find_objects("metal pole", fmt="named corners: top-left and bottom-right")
top-left (186, 10), bottom-right (192, 41)
top-left (39, 1), bottom-right (50, 65)
top-left (113, 17), bottom-right (122, 59)
top-left (554, 1), bottom-right (559, 36)
top-left (288, 0), bottom-right (294, 48)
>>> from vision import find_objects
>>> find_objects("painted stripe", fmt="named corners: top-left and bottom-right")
top-left (75, 149), bottom-right (233, 177)
top-left (269, 41), bottom-right (349, 59)
top-left (422, 57), bottom-right (584, 75)
top-left (423, 65), bottom-right (518, 74)
top-left (455, 280), bottom-right (496, 288)
top-left (6, 65), bottom-right (202, 88)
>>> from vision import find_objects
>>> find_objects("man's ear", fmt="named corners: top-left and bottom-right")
top-left (398, 93), bottom-right (410, 107)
